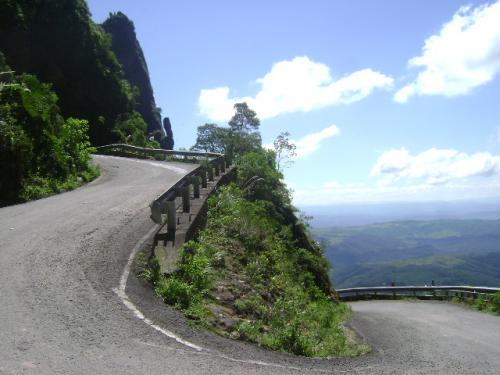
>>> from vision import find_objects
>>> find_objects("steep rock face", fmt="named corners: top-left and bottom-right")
top-left (0, 0), bottom-right (139, 145)
top-left (161, 117), bottom-right (175, 150)
top-left (102, 12), bottom-right (163, 135)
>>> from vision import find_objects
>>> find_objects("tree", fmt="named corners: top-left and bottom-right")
top-left (192, 123), bottom-right (229, 153)
top-left (226, 102), bottom-right (262, 159)
top-left (228, 102), bottom-right (260, 133)
top-left (273, 131), bottom-right (297, 172)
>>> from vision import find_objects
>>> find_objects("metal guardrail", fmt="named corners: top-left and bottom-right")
top-left (337, 286), bottom-right (500, 301)
top-left (96, 143), bottom-right (224, 159)
top-left (96, 143), bottom-right (233, 251)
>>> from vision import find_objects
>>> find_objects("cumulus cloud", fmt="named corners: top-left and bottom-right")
top-left (199, 56), bottom-right (394, 121)
top-left (370, 147), bottom-right (500, 185)
top-left (293, 125), bottom-right (340, 158)
top-left (395, 1), bottom-right (500, 103)
top-left (263, 125), bottom-right (340, 159)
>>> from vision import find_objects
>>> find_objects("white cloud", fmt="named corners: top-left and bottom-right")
top-left (293, 125), bottom-right (340, 159)
top-left (199, 56), bottom-right (394, 121)
top-left (263, 125), bottom-right (340, 160)
top-left (292, 178), bottom-right (500, 205)
top-left (395, 1), bottom-right (500, 103)
top-left (370, 147), bottom-right (500, 185)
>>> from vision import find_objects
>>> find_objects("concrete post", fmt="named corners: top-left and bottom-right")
top-left (220, 159), bottom-right (226, 173)
top-left (214, 163), bottom-right (220, 177)
top-left (192, 176), bottom-right (200, 199)
top-left (166, 200), bottom-right (176, 234)
top-left (200, 169), bottom-right (207, 188)
top-left (150, 201), bottom-right (162, 224)
top-left (182, 185), bottom-right (190, 213)
top-left (208, 166), bottom-right (214, 181)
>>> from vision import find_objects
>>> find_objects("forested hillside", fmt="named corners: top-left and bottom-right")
top-left (0, 0), bottom-right (169, 203)
top-left (0, 54), bottom-right (98, 204)
top-left (314, 220), bottom-right (500, 288)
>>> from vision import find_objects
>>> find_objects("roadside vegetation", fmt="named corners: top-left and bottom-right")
top-left (142, 103), bottom-right (367, 357)
top-left (0, 1), bottom-right (165, 205)
top-left (0, 56), bottom-right (98, 205)
top-left (452, 291), bottom-right (500, 315)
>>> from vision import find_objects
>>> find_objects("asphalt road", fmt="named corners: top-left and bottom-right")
top-left (1, 156), bottom-right (499, 374)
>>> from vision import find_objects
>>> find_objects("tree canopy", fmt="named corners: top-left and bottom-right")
top-left (0, 68), bottom-right (96, 204)
top-left (192, 123), bottom-right (229, 153)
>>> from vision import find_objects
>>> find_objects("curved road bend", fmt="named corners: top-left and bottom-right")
top-left (0, 155), bottom-right (498, 374)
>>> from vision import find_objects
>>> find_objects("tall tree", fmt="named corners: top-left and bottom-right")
top-left (226, 102), bottom-right (262, 159)
top-left (192, 123), bottom-right (229, 153)
top-left (273, 131), bottom-right (297, 171)
top-left (228, 102), bottom-right (260, 133)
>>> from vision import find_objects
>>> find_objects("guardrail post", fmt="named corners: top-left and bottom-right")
top-left (192, 176), bottom-right (200, 199)
top-left (214, 163), bottom-right (220, 177)
top-left (166, 200), bottom-right (176, 230)
top-left (200, 169), bottom-right (207, 188)
top-left (182, 185), bottom-right (190, 213)
top-left (208, 166), bottom-right (214, 181)
top-left (150, 201), bottom-right (163, 224)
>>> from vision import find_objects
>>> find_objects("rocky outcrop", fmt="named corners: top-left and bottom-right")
top-left (0, 0), bottom-right (139, 145)
top-left (161, 117), bottom-right (175, 150)
top-left (102, 12), bottom-right (163, 135)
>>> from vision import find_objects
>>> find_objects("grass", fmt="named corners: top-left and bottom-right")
top-left (451, 291), bottom-right (500, 315)
top-left (19, 164), bottom-right (100, 201)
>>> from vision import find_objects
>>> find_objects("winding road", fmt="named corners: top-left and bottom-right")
top-left (1, 156), bottom-right (499, 374)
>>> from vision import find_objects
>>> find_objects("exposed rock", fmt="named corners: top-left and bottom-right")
top-left (0, 1), bottom-right (138, 145)
top-left (162, 117), bottom-right (175, 150)
top-left (102, 12), bottom-right (163, 135)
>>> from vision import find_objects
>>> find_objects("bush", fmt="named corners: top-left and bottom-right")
top-left (156, 278), bottom-right (196, 310)
top-left (0, 72), bottom-right (97, 204)
top-left (490, 292), bottom-right (500, 314)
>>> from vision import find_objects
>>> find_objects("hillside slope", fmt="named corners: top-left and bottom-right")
top-left (314, 220), bottom-right (500, 288)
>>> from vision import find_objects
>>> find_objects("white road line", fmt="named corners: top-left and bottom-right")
top-left (112, 224), bottom-right (203, 351)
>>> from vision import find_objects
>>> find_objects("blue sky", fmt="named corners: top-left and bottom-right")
top-left (87, 0), bottom-right (500, 205)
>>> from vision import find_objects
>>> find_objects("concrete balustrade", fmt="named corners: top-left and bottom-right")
top-left (96, 143), bottom-right (234, 274)
top-left (200, 169), bottom-right (207, 188)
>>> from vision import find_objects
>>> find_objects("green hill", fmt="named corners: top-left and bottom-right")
top-left (313, 220), bottom-right (500, 288)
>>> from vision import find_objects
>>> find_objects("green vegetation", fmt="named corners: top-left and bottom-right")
top-left (0, 1), bottom-right (167, 204)
top-left (451, 291), bottom-right (500, 315)
top-left (314, 220), bottom-right (500, 288)
top-left (0, 63), bottom-right (98, 205)
top-left (0, 0), bottom-right (153, 146)
top-left (144, 103), bottom-right (365, 357)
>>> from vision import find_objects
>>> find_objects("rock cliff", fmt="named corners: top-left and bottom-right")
top-left (102, 12), bottom-right (164, 136)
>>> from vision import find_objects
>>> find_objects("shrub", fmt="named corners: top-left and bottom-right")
top-left (490, 291), bottom-right (500, 314)
top-left (0, 72), bottom-right (97, 204)
top-left (156, 277), bottom-right (196, 310)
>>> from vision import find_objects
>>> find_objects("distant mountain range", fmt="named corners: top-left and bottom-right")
top-left (302, 199), bottom-right (500, 228)
top-left (311, 218), bottom-right (500, 289)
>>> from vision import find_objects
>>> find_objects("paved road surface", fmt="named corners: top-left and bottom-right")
top-left (1, 156), bottom-right (499, 374)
